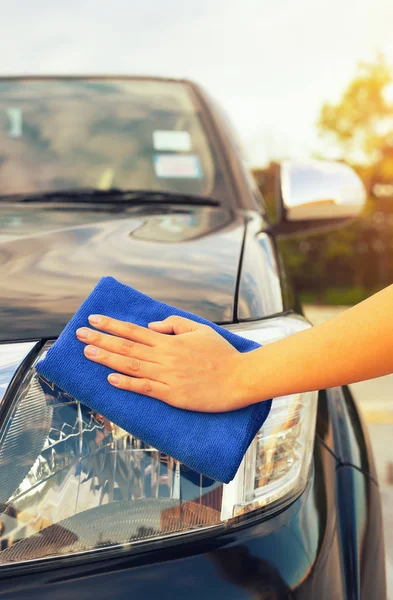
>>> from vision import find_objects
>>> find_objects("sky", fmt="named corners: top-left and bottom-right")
top-left (2, 0), bottom-right (393, 166)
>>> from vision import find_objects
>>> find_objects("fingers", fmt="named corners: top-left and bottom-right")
top-left (107, 373), bottom-right (169, 401)
top-left (88, 315), bottom-right (160, 346)
top-left (83, 345), bottom-right (163, 381)
top-left (76, 327), bottom-right (158, 363)
top-left (148, 315), bottom-right (203, 335)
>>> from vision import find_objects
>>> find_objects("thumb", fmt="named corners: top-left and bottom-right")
top-left (148, 316), bottom-right (202, 335)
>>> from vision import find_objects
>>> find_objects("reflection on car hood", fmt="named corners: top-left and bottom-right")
top-left (0, 205), bottom-right (245, 341)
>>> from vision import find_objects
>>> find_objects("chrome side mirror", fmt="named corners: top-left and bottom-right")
top-left (279, 159), bottom-right (367, 225)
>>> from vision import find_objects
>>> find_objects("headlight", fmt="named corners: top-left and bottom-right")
top-left (0, 314), bottom-right (317, 566)
top-left (221, 315), bottom-right (317, 519)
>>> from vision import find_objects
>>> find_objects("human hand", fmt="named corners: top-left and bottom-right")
top-left (76, 315), bottom-right (250, 412)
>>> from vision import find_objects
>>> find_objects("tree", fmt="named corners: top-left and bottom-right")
top-left (317, 55), bottom-right (393, 168)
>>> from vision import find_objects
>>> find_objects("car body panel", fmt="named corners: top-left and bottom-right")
top-left (237, 214), bottom-right (285, 319)
top-left (327, 385), bottom-right (378, 479)
top-left (236, 213), bottom-right (302, 319)
top-left (335, 465), bottom-right (386, 599)
top-left (0, 205), bottom-right (245, 342)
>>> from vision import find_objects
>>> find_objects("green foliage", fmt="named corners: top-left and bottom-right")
top-left (323, 286), bottom-right (371, 305)
top-left (300, 285), bottom-right (383, 306)
top-left (317, 55), bottom-right (393, 165)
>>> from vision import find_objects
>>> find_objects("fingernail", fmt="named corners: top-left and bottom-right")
top-left (108, 374), bottom-right (120, 385)
top-left (85, 345), bottom-right (99, 358)
top-left (89, 314), bottom-right (102, 326)
top-left (76, 327), bottom-right (90, 340)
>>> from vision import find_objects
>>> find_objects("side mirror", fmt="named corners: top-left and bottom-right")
top-left (273, 159), bottom-right (367, 235)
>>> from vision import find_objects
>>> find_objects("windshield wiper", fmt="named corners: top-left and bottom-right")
top-left (0, 188), bottom-right (220, 207)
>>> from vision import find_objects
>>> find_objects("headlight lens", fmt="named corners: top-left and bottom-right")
top-left (0, 314), bottom-right (317, 565)
top-left (0, 341), bottom-right (37, 406)
top-left (222, 316), bottom-right (317, 519)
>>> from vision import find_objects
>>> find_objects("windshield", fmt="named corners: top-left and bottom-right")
top-left (0, 79), bottom-right (230, 203)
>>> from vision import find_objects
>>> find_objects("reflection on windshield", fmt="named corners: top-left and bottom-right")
top-left (0, 79), bottom-right (220, 200)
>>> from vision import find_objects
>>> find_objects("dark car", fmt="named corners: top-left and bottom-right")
top-left (0, 77), bottom-right (386, 599)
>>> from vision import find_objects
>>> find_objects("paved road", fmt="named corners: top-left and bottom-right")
top-left (303, 305), bottom-right (393, 597)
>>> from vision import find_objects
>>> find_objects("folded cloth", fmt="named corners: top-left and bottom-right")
top-left (35, 276), bottom-right (271, 483)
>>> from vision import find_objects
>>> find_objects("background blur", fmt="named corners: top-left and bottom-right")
top-left (2, 0), bottom-right (393, 593)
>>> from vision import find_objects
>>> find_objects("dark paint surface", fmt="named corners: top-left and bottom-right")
top-left (327, 385), bottom-right (378, 480)
top-left (336, 465), bottom-right (386, 600)
top-left (237, 215), bottom-right (284, 319)
top-left (0, 204), bottom-right (247, 341)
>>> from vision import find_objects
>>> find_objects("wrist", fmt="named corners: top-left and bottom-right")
top-left (230, 351), bottom-right (262, 409)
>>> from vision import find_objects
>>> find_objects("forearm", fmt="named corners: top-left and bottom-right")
top-left (239, 283), bottom-right (393, 404)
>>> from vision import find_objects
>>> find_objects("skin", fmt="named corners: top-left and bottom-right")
top-left (75, 283), bottom-right (393, 413)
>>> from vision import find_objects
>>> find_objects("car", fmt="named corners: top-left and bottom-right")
top-left (0, 76), bottom-right (386, 599)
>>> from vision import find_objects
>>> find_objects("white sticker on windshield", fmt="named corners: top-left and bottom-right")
top-left (154, 154), bottom-right (203, 179)
top-left (6, 108), bottom-right (23, 138)
top-left (153, 130), bottom-right (192, 152)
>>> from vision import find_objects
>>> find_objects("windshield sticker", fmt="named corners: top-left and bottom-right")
top-left (6, 107), bottom-right (23, 138)
top-left (153, 154), bottom-right (203, 179)
top-left (153, 130), bottom-right (192, 152)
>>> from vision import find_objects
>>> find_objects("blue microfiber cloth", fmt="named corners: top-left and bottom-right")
top-left (35, 276), bottom-right (271, 483)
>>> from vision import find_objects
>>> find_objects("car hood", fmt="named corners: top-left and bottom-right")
top-left (0, 205), bottom-right (245, 341)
